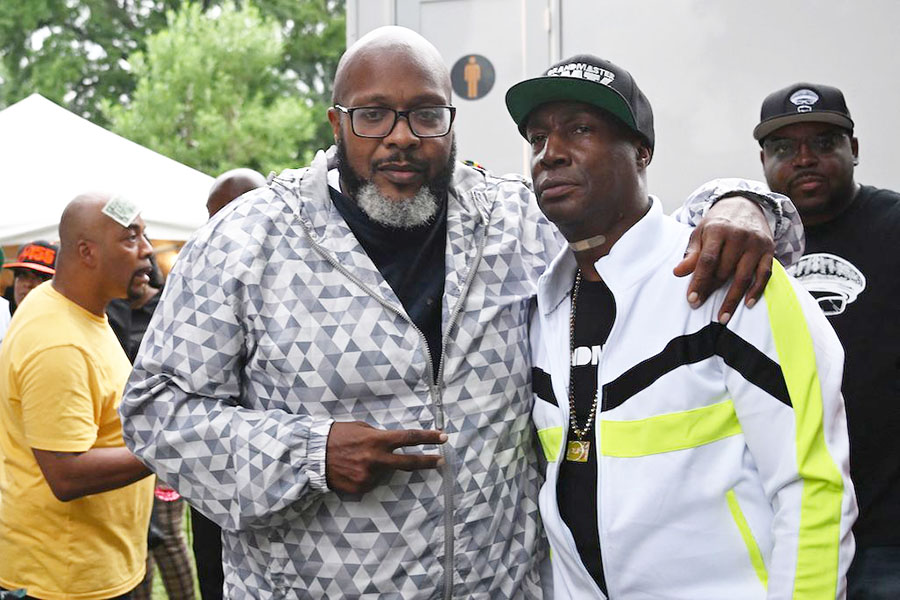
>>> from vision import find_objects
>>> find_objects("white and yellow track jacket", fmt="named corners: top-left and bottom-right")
top-left (530, 198), bottom-right (856, 600)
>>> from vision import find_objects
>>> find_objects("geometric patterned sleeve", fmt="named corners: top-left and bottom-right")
top-left (119, 218), bottom-right (333, 532)
top-left (672, 178), bottom-right (806, 268)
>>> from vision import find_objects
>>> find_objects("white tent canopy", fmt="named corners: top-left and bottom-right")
top-left (0, 94), bottom-right (212, 245)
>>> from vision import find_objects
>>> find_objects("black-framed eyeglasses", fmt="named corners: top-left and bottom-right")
top-left (334, 104), bottom-right (456, 138)
top-left (762, 131), bottom-right (848, 161)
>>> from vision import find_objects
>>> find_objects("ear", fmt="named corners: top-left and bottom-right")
top-left (327, 107), bottom-right (342, 144)
top-left (759, 148), bottom-right (765, 167)
top-left (851, 136), bottom-right (859, 165)
top-left (636, 144), bottom-right (651, 169)
top-left (77, 239), bottom-right (98, 268)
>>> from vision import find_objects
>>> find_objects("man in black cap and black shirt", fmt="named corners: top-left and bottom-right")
top-left (755, 82), bottom-right (900, 599)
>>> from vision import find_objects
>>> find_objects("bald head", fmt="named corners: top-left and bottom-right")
top-left (54, 191), bottom-right (153, 315)
top-left (332, 26), bottom-right (451, 105)
top-left (207, 168), bottom-right (267, 218)
top-left (58, 192), bottom-right (116, 255)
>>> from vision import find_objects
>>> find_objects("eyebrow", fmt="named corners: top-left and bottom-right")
top-left (350, 93), bottom-right (448, 107)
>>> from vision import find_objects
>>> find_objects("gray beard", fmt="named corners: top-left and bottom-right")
top-left (355, 181), bottom-right (440, 229)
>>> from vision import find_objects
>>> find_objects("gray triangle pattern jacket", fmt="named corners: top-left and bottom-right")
top-left (120, 146), bottom-right (562, 599)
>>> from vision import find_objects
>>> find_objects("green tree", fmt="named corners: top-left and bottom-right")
top-left (254, 0), bottom-right (345, 144)
top-left (103, 1), bottom-right (322, 176)
top-left (0, 0), bottom-right (180, 123)
top-left (0, 0), bottom-right (345, 154)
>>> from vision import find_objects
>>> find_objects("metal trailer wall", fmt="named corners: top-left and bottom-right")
top-left (348, 0), bottom-right (899, 213)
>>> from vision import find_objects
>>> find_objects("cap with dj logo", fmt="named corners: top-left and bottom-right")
top-left (505, 54), bottom-right (655, 159)
top-left (753, 82), bottom-right (854, 142)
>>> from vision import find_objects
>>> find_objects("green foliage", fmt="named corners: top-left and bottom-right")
top-left (254, 0), bottom-right (345, 146)
top-left (0, 0), bottom-right (346, 174)
top-left (103, 1), bottom-right (327, 176)
top-left (0, 0), bottom-right (179, 123)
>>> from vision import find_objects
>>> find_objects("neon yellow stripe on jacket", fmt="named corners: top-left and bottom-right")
top-left (537, 426), bottom-right (563, 463)
top-left (765, 261), bottom-right (843, 599)
top-left (726, 489), bottom-right (769, 589)
top-left (600, 399), bottom-right (741, 457)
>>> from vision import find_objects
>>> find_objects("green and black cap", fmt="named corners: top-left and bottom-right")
top-left (505, 54), bottom-right (655, 158)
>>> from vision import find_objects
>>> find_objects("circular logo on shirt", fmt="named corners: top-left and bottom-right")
top-left (788, 253), bottom-right (866, 316)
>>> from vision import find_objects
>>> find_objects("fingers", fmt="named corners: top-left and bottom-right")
top-left (716, 253), bottom-right (758, 324)
top-left (685, 233), bottom-right (723, 308)
top-left (379, 429), bottom-right (447, 473)
top-left (683, 195), bottom-right (776, 312)
top-left (390, 452), bottom-right (445, 472)
top-left (384, 428), bottom-right (448, 450)
top-left (744, 252), bottom-right (774, 308)
top-left (326, 422), bottom-right (447, 494)
top-left (713, 234), bottom-right (745, 283)
top-left (672, 228), bottom-right (701, 277)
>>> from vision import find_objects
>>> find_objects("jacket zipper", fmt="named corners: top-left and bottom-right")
top-left (436, 210), bottom-right (488, 599)
top-left (289, 184), bottom-right (489, 600)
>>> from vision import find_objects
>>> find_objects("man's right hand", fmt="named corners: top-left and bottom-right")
top-left (325, 421), bottom-right (447, 494)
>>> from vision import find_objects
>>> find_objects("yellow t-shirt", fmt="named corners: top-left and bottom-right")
top-left (0, 282), bottom-right (154, 599)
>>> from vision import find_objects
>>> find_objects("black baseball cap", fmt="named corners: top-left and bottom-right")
top-left (4, 241), bottom-right (58, 276)
top-left (505, 54), bottom-right (655, 157)
top-left (753, 82), bottom-right (854, 142)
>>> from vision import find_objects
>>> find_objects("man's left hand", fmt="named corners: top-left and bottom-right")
top-left (673, 195), bottom-right (774, 324)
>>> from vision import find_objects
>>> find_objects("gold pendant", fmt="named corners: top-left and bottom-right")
top-left (565, 440), bottom-right (591, 462)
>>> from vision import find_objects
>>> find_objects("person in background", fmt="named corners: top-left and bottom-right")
top-left (206, 168), bottom-right (269, 218)
top-left (108, 255), bottom-right (196, 600)
top-left (119, 27), bottom-right (801, 598)
top-left (0, 193), bottom-right (155, 599)
top-left (755, 82), bottom-right (900, 599)
top-left (0, 248), bottom-right (8, 343)
top-left (108, 253), bottom-right (164, 361)
top-left (2, 241), bottom-right (58, 315)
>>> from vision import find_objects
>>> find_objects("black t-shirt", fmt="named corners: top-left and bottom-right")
top-left (329, 186), bottom-right (447, 378)
top-left (788, 185), bottom-right (900, 547)
top-left (557, 277), bottom-right (616, 593)
top-left (2, 285), bottom-right (16, 315)
top-left (107, 289), bottom-right (162, 363)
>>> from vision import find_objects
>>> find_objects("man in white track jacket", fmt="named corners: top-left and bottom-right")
top-left (119, 29), bottom-right (801, 599)
top-left (508, 55), bottom-right (856, 599)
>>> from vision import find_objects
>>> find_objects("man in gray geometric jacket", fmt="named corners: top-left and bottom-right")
top-left (119, 27), bottom-right (801, 599)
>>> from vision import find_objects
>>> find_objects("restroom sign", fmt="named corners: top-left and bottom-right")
top-left (451, 54), bottom-right (495, 100)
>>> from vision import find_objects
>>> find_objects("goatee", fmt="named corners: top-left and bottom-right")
top-left (336, 137), bottom-right (456, 229)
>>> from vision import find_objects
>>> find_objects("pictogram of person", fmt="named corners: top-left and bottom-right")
top-left (464, 56), bottom-right (481, 98)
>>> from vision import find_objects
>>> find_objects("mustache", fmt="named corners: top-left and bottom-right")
top-left (372, 153), bottom-right (429, 171)
top-left (787, 170), bottom-right (825, 186)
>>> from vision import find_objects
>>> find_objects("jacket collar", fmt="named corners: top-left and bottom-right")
top-left (266, 146), bottom-right (492, 310)
top-left (268, 146), bottom-right (492, 241)
top-left (539, 196), bottom-right (684, 315)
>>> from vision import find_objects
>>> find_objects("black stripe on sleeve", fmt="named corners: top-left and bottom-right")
top-left (602, 323), bottom-right (791, 412)
top-left (532, 367), bottom-right (558, 406)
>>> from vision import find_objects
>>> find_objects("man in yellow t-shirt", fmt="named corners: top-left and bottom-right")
top-left (0, 193), bottom-right (155, 599)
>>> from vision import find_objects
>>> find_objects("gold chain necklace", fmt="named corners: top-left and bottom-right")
top-left (566, 269), bottom-right (599, 463)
